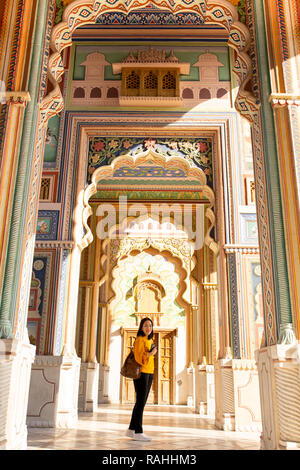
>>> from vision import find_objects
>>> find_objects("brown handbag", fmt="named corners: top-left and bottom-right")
top-left (120, 348), bottom-right (142, 380)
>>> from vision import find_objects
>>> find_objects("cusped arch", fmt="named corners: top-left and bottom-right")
top-left (108, 244), bottom-right (191, 318)
top-left (41, 0), bottom-right (257, 124)
top-left (77, 148), bottom-right (218, 254)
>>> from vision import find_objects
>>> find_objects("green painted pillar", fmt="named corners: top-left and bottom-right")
top-left (252, 0), bottom-right (295, 344)
top-left (0, 0), bottom-right (50, 338)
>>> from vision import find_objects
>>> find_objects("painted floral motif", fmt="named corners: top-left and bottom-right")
top-left (88, 136), bottom-right (213, 185)
top-left (144, 138), bottom-right (157, 149)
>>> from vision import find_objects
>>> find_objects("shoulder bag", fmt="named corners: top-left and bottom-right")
top-left (120, 347), bottom-right (142, 380)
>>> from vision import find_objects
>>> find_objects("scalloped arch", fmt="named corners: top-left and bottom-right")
top-left (108, 245), bottom-right (192, 317)
top-left (41, 0), bottom-right (258, 124)
top-left (77, 148), bottom-right (219, 254)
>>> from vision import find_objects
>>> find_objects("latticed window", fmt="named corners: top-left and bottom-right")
top-left (40, 178), bottom-right (51, 200)
top-left (121, 67), bottom-right (180, 100)
top-left (162, 72), bottom-right (176, 90)
top-left (126, 71), bottom-right (140, 89)
top-left (144, 72), bottom-right (157, 89)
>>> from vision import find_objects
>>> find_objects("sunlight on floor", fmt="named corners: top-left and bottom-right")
top-left (27, 404), bottom-right (261, 450)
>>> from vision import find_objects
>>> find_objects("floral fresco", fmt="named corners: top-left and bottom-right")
top-left (88, 136), bottom-right (213, 185)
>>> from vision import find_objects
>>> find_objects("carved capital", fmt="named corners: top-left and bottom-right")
top-left (203, 283), bottom-right (218, 291)
top-left (3, 91), bottom-right (31, 107)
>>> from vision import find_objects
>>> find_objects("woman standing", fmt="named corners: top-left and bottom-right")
top-left (126, 317), bottom-right (158, 442)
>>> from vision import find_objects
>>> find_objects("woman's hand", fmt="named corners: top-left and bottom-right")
top-left (148, 347), bottom-right (158, 356)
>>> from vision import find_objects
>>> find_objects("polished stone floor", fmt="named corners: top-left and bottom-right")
top-left (27, 404), bottom-right (261, 451)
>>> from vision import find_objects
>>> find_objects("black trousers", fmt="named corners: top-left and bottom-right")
top-left (129, 372), bottom-right (154, 434)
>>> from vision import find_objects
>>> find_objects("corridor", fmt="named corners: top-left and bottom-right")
top-left (27, 404), bottom-right (261, 451)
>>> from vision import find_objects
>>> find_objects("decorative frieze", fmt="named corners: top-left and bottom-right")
top-left (224, 244), bottom-right (259, 254)
top-left (269, 93), bottom-right (300, 108)
top-left (35, 240), bottom-right (74, 249)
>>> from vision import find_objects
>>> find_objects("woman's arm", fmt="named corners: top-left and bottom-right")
top-left (133, 337), bottom-right (150, 366)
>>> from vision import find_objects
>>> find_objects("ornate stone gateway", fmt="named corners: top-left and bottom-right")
top-left (76, 146), bottom-right (217, 406)
top-left (1, 0), bottom-right (300, 451)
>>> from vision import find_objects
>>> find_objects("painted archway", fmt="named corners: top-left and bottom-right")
top-left (76, 148), bottom-right (218, 254)
top-left (37, 0), bottom-right (278, 350)
top-left (39, 1), bottom-right (279, 347)
top-left (42, 0), bottom-right (257, 125)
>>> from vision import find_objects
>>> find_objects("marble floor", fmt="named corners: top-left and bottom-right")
top-left (27, 404), bottom-right (261, 451)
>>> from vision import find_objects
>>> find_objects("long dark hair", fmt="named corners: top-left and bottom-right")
top-left (137, 317), bottom-right (154, 340)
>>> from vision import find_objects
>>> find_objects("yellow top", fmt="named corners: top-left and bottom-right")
top-left (133, 335), bottom-right (154, 374)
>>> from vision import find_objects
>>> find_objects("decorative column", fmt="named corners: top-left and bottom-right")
top-left (0, 0), bottom-right (53, 447)
top-left (77, 213), bottom-right (100, 412)
top-left (195, 246), bottom-right (218, 418)
top-left (27, 242), bottom-right (81, 428)
top-left (214, 245), bottom-right (263, 432)
top-left (186, 305), bottom-right (197, 408)
top-left (97, 304), bottom-right (110, 404)
top-left (0, 92), bottom-right (31, 337)
top-left (97, 232), bottom-right (111, 404)
top-left (251, 0), bottom-right (300, 449)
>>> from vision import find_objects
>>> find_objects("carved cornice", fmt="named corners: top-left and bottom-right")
top-left (112, 46), bottom-right (190, 74)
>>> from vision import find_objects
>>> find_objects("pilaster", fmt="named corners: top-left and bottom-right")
top-left (78, 362), bottom-right (99, 412)
top-left (76, 210), bottom-right (101, 410)
top-left (98, 364), bottom-right (110, 404)
top-left (186, 364), bottom-right (195, 408)
top-left (195, 364), bottom-right (215, 417)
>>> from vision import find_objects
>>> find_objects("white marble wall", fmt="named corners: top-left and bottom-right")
top-left (0, 338), bottom-right (35, 449)
top-left (27, 354), bottom-right (81, 428)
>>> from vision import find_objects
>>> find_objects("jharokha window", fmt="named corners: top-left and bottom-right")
top-left (125, 71), bottom-right (140, 95)
top-left (122, 68), bottom-right (178, 98)
top-left (112, 46), bottom-right (190, 106)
